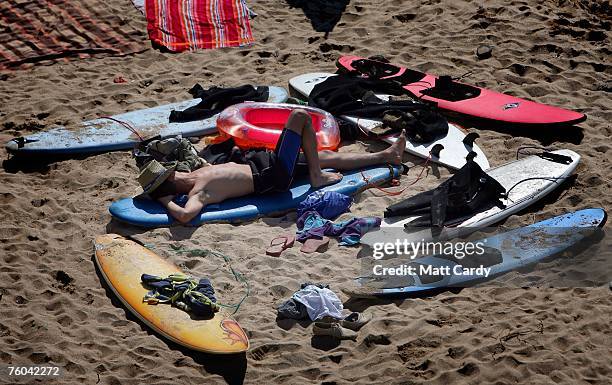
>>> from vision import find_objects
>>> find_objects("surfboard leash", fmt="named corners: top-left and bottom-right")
top-left (100, 116), bottom-right (145, 142)
top-left (360, 154), bottom-right (430, 197)
top-left (503, 176), bottom-right (571, 204)
top-left (516, 145), bottom-right (553, 159)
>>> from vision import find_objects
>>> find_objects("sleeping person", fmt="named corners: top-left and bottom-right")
top-left (137, 109), bottom-right (406, 224)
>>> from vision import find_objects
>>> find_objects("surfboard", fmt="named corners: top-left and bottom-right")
top-left (94, 234), bottom-right (249, 353)
top-left (361, 149), bottom-right (580, 247)
top-left (109, 165), bottom-right (401, 227)
top-left (345, 208), bottom-right (606, 298)
top-left (289, 73), bottom-right (490, 171)
top-left (337, 55), bottom-right (586, 126)
top-left (5, 86), bottom-right (288, 155)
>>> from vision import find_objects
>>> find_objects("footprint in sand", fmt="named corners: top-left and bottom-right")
top-left (248, 343), bottom-right (281, 361)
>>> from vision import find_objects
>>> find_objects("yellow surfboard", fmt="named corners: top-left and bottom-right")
top-left (94, 234), bottom-right (249, 354)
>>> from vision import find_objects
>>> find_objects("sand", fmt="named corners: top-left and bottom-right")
top-left (0, 0), bottom-right (610, 384)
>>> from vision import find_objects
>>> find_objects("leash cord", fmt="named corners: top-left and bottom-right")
top-left (360, 151), bottom-right (431, 197)
top-left (100, 116), bottom-right (144, 141)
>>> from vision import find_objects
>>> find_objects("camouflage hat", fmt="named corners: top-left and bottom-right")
top-left (137, 160), bottom-right (176, 195)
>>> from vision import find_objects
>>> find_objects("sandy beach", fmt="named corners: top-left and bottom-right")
top-left (0, 0), bottom-right (610, 384)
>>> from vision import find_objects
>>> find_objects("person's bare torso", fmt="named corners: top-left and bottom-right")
top-left (187, 162), bottom-right (254, 204)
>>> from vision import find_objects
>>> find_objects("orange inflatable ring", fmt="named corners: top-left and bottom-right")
top-left (216, 102), bottom-right (340, 151)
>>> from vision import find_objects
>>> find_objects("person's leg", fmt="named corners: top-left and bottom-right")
top-left (285, 110), bottom-right (342, 188)
top-left (318, 130), bottom-right (406, 170)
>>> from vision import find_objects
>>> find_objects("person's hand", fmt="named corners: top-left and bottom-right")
top-left (157, 195), bottom-right (175, 205)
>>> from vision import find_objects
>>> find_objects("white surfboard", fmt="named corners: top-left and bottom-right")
top-left (361, 149), bottom-right (580, 247)
top-left (5, 86), bottom-right (288, 155)
top-left (289, 73), bottom-right (490, 170)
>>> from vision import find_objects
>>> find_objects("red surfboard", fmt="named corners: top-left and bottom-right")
top-left (337, 55), bottom-right (585, 126)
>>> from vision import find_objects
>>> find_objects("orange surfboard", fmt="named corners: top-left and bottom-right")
top-left (94, 234), bottom-right (249, 354)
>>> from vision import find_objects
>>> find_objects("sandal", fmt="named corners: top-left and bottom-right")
top-left (313, 322), bottom-right (357, 341)
top-left (341, 312), bottom-right (372, 331)
top-left (266, 234), bottom-right (295, 257)
top-left (300, 236), bottom-right (330, 254)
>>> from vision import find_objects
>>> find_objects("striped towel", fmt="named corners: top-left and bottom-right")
top-left (145, 0), bottom-right (255, 52)
top-left (0, 0), bottom-right (147, 70)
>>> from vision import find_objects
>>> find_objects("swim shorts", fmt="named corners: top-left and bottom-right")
top-left (248, 128), bottom-right (304, 194)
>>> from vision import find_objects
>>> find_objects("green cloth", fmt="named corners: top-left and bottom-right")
top-left (141, 136), bottom-right (208, 172)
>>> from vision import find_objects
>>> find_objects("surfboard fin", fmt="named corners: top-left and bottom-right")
top-left (466, 151), bottom-right (477, 162)
top-left (430, 143), bottom-right (444, 158)
top-left (13, 137), bottom-right (40, 148)
top-left (463, 132), bottom-right (479, 147)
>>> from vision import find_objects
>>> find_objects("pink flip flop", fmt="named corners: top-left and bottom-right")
top-left (300, 236), bottom-right (330, 254)
top-left (266, 234), bottom-right (295, 257)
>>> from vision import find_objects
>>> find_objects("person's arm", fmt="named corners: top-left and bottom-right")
top-left (158, 194), bottom-right (206, 224)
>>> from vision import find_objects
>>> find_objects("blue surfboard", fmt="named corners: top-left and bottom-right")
top-left (347, 208), bottom-right (607, 297)
top-left (5, 86), bottom-right (288, 155)
top-left (109, 165), bottom-right (401, 227)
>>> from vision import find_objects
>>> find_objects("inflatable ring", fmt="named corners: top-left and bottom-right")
top-left (216, 102), bottom-right (340, 151)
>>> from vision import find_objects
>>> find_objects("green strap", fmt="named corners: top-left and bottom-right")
top-left (143, 272), bottom-right (220, 313)
top-left (169, 245), bottom-right (250, 315)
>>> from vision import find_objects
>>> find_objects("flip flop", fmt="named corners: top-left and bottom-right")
top-left (300, 236), bottom-right (330, 254)
top-left (266, 234), bottom-right (295, 257)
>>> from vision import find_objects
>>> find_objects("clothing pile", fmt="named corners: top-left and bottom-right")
top-left (277, 283), bottom-right (343, 321)
top-left (297, 190), bottom-right (353, 220)
top-left (296, 190), bottom-right (381, 247)
top-left (141, 273), bottom-right (219, 318)
top-left (308, 74), bottom-right (448, 141)
top-left (297, 212), bottom-right (381, 246)
top-left (277, 283), bottom-right (372, 341)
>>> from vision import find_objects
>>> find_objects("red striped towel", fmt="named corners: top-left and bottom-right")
top-left (0, 0), bottom-right (147, 70)
top-left (145, 0), bottom-right (255, 52)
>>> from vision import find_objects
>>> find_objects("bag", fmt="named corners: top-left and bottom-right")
top-left (133, 135), bottom-right (208, 172)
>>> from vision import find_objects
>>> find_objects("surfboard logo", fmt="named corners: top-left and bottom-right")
top-left (502, 102), bottom-right (520, 110)
top-left (221, 319), bottom-right (249, 347)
